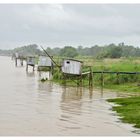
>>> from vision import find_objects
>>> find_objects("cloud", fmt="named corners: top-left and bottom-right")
top-left (0, 4), bottom-right (140, 49)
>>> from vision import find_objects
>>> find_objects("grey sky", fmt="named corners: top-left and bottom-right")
top-left (0, 4), bottom-right (140, 49)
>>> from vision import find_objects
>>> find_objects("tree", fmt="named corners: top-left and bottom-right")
top-left (60, 46), bottom-right (78, 58)
top-left (108, 46), bottom-right (123, 58)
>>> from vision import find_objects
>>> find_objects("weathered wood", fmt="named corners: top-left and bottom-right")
top-left (82, 71), bottom-right (91, 75)
top-left (26, 56), bottom-right (36, 72)
top-left (93, 71), bottom-right (140, 75)
top-left (62, 59), bottom-right (83, 75)
top-left (89, 67), bottom-right (93, 87)
top-left (101, 72), bottom-right (104, 87)
top-left (116, 73), bottom-right (119, 84)
top-left (92, 71), bottom-right (140, 86)
top-left (40, 46), bottom-right (60, 67)
top-left (15, 57), bottom-right (24, 67)
top-left (15, 58), bottom-right (17, 67)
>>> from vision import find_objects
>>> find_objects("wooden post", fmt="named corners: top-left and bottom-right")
top-left (26, 64), bottom-right (28, 72)
top-left (101, 72), bottom-right (104, 87)
top-left (20, 59), bottom-right (23, 66)
top-left (33, 65), bottom-right (35, 71)
top-left (50, 65), bottom-right (54, 76)
top-left (15, 58), bottom-right (17, 67)
top-left (80, 74), bottom-right (82, 87)
top-left (89, 67), bottom-right (93, 87)
top-left (77, 76), bottom-right (79, 86)
top-left (89, 87), bottom-right (93, 99)
top-left (116, 72), bottom-right (119, 84)
top-left (63, 73), bottom-right (66, 86)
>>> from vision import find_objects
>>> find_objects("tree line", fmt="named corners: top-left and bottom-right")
top-left (0, 43), bottom-right (140, 58)
top-left (45, 42), bottom-right (140, 58)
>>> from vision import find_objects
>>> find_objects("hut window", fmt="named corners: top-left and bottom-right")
top-left (66, 61), bottom-right (70, 64)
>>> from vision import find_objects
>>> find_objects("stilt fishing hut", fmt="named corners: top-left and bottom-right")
top-left (62, 59), bottom-right (82, 75)
top-left (39, 46), bottom-right (93, 86)
top-left (61, 59), bottom-right (93, 87)
top-left (38, 55), bottom-right (53, 72)
top-left (26, 56), bottom-right (36, 72)
top-left (37, 55), bottom-right (54, 80)
top-left (14, 52), bottom-right (24, 67)
top-left (39, 46), bottom-right (61, 80)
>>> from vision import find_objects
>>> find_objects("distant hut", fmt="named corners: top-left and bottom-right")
top-left (26, 56), bottom-right (36, 71)
top-left (14, 52), bottom-right (24, 67)
top-left (38, 55), bottom-right (54, 80)
top-left (15, 52), bottom-right (19, 59)
top-left (38, 55), bottom-right (53, 70)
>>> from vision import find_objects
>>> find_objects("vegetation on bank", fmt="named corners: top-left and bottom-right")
top-left (2, 44), bottom-right (139, 93)
top-left (108, 97), bottom-right (140, 128)
top-left (49, 57), bottom-right (140, 94)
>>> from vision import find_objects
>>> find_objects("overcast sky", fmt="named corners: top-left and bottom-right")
top-left (0, 4), bottom-right (140, 49)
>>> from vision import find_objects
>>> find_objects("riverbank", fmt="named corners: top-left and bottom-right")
top-left (41, 57), bottom-right (140, 94)
top-left (104, 83), bottom-right (140, 94)
top-left (108, 96), bottom-right (140, 129)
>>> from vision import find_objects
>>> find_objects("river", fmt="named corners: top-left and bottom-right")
top-left (0, 56), bottom-right (138, 136)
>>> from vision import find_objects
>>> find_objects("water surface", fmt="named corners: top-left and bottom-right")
top-left (0, 56), bottom-right (138, 136)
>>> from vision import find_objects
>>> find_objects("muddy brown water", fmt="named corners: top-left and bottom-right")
top-left (0, 56), bottom-right (138, 136)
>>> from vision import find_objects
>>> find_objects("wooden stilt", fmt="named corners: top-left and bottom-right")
top-left (101, 72), bottom-right (104, 87)
top-left (80, 74), bottom-right (82, 87)
top-left (26, 64), bottom-right (28, 72)
top-left (116, 73), bottom-right (119, 84)
top-left (33, 65), bottom-right (35, 71)
top-left (20, 59), bottom-right (23, 66)
top-left (15, 58), bottom-right (17, 67)
top-left (89, 67), bottom-right (93, 87)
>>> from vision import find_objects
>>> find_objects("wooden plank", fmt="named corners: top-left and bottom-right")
top-left (82, 71), bottom-right (90, 75)
top-left (92, 71), bottom-right (140, 75)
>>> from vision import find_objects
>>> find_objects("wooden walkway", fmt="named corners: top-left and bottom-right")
top-left (92, 71), bottom-right (140, 75)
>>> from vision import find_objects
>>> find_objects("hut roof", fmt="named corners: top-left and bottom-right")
top-left (63, 58), bottom-right (83, 63)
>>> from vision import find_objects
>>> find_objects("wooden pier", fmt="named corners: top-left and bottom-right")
top-left (92, 71), bottom-right (140, 86)
top-left (92, 71), bottom-right (140, 75)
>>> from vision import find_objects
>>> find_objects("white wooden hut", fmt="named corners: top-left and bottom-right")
top-left (27, 56), bottom-right (36, 66)
top-left (38, 56), bottom-right (52, 67)
top-left (15, 52), bottom-right (19, 58)
top-left (61, 59), bottom-right (83, 75)
top-left (26, 56), bottom-right (36, 71)
top-left (14, 52), bottom-right (24, 66)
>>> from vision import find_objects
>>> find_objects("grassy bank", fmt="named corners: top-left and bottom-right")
top-left (51, 57), bottom-right (140, 93)
top-left (104, 83), bottom-right (140, 93)
top-left (40, 57), bottom-right (140, 93)
top-left (108, 96), bottom-right (140, 128)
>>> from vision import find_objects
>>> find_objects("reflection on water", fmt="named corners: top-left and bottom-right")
top-left (0, 56), bottom-right (138, 136)
top-left (26, 71), bottom-right (35, 77)
top-left (38, 71), bottom-right (52, 80)
top-left (38, 81), bottom-right (53, 92)
top-left (61, 86), bottom-right (83, 102)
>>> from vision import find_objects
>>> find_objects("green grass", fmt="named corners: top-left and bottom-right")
top-left (104, 83), bottom-right (140, 93)
top-left (108, 96), bottom-right (140, 128)
top-left (46, 57), bottom-right (140, 93)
